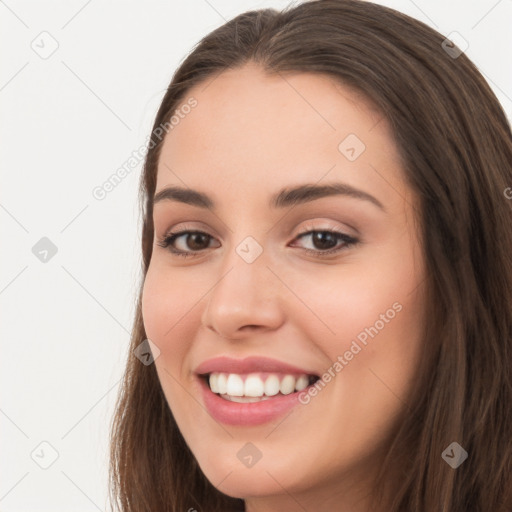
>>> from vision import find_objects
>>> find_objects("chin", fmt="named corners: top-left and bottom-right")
top-left (193, 450), bottom-right (303, 498)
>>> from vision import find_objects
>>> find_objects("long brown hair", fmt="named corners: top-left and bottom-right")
top-left (108, 1), bottom-right (512, 510)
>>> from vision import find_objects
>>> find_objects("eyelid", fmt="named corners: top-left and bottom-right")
top-left (160, 220), bottom-right (355, 244)
top-left (160, 221), bottom-right (217, 240)
top-left (292, 220), bottom-right (356, 238)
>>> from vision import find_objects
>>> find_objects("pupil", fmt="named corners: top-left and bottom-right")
top-left (188, 233), bottom-right (209, 250)
top-left (313, 232), bottom-right (336, 250)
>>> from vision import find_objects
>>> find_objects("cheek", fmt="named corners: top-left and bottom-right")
top-left (141, 265), bottom-right (207, 430)
top-left (288, 253), bottom-right (425, 404)
top-left (281, 262), bottom-right (425, 461)
top-left (289, 259), bottom-right (422, 350)
top-left (141, 265), bottom-right (200, 374)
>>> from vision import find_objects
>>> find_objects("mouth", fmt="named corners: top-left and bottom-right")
top-left (199, 372), bottom-right (320, 403)
top-left (194, 356), bottom-right (322, 425)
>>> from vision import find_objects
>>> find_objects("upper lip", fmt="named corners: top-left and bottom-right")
top-left (195, 356), bottom-right (319, 376)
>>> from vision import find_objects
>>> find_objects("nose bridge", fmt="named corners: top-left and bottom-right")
top-left (200, 233), bottom-right (284, 337)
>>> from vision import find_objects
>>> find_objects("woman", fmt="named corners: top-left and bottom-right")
top-left (109, 0), bottom-right (512, 510)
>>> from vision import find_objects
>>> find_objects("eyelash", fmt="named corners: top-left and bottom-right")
top-left (156, 227), bottom-right (359, 259)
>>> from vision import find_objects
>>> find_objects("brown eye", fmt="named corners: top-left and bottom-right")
top-left (292, 230), bottom-right (359, 257)
top-left (309, 231), bottom-right (339, 250)
top-left (183, 232), bottom-right (211, 251)
top-left (156, 230), bottom-right (219, 257)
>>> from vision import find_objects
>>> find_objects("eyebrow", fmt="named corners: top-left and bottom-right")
top-left (153, 182), bottom-right (385, 211)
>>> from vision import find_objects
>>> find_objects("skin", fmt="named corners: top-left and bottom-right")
top-left (141, 62), bottom-right (426, 512)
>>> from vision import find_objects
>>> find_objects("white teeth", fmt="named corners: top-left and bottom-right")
top-left (226, 374), bottom-right (244, 396)
top-left (264, 374), bottom-right (280, 396)
top-left (207, 372), bottom-right (315, 398)
top-left (216, 373), bottom-right (227, 395)
top-left (295, 375), bottom-right (309, 392)
top-left (280, 375), bottom-right (296, 395)
top-left (244, 373), bottom-right (264, 397)
top-left (209, 373), bottom-right (219, 393)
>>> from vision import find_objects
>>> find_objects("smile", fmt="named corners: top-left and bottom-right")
top-left (205, 372), bottom-right (319, 402)
top-left (195, 356), bottom-right (321, 425)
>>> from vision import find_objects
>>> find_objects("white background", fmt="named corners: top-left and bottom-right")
top-left (1, 0), bottom-right (511, 510)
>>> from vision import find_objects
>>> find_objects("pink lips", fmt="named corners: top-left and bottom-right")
top-left (195, 355), bottom-right (317, 376)
top-left (195, 356), bottom-right (319, 426)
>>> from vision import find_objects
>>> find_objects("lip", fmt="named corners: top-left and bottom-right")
top-left (194, 355), bottom-right (319, 377)
top-left (195, 356), bottom-right (319, 426)
top-left (198, 376), bottom-right (312, 426)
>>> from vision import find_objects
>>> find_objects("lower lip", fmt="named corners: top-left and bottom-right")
top-left (198, 376), bottom-right (306, 426)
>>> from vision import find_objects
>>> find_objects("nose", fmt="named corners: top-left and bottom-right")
top-left (200, 246), bottom-right (285, 340)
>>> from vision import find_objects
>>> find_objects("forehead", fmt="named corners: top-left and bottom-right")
top-left (155, 62), bottom-right (406, 210)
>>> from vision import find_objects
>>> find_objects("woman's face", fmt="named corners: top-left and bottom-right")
top-left (142, 63), bottom-right (426, 510)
